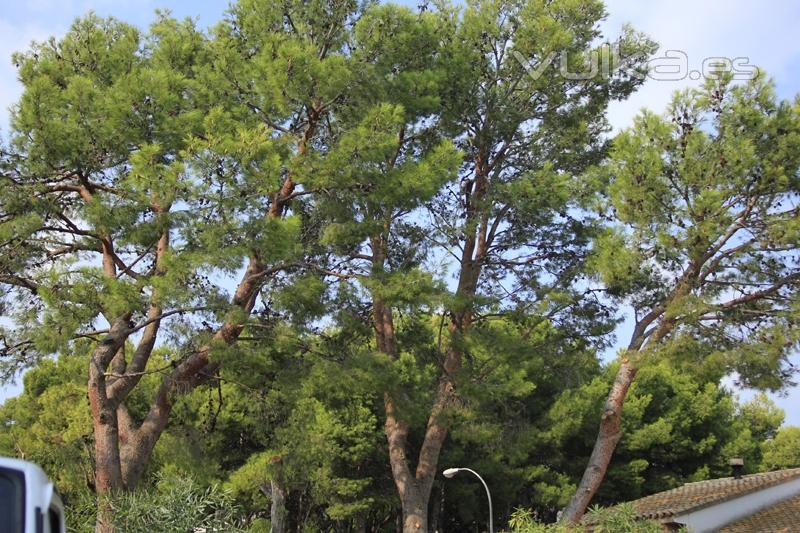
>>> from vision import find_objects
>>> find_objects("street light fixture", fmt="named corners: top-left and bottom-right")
top-left (443, 467), bottom-right (493, 533)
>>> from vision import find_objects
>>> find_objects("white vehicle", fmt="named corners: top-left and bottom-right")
top-left (0, 457), bottom-right (65, 533)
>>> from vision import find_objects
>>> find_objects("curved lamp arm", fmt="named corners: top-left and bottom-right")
top-left (443, 467), bottom-right (493, 533)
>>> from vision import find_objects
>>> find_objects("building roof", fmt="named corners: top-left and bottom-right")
top-left (622, 468), bottom-right (800, 520)
top-left (719, 493), bottom-right (800, 533)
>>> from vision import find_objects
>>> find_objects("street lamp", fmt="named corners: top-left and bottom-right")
top-left (443, 467), bottom-right (493, 533)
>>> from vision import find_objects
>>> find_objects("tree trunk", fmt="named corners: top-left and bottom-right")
top-left (387, 150), bottom-right (487, 529)
top-left (373, 267), bottom-right (435, 532)
top-left (560, 361), bottom-right (639, 523)
top-left (561, 295), bottom-right (682, 524)
top-left (117, 405), bottom-right (154, 490)
top-left (370, 190), bottom-right (480, 532)
top-left (91, 402), bottom-right (121, 533)
top-left (385, 394), bottom-right (431, 533)
top-left (88, 317), bottom-right (131, 533)
top-left (384, 381), bottom-right (453, 533)
top-left (89, 365), bottom-right (123, 496)
top-left (271, 477), bottom-right (288, 533)
top-left (94, 498), bottom-right (116, 533)
top-left (401, 499), bottom-right (428, 533)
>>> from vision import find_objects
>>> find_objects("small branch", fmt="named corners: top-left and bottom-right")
top-left (39, 225), bottom-right (100, 239)
top-left (0, 275), bottom-right (39, 293)
top-left (283, 188), bottom-right (319, 201)
top-left (718, 272), bottom-right (799, 310)
top-left (74, 328), bottom-right (110, 338)
top-left (244, 262), bottom-right (296, 282)
top-left (104, 361), bottom-right (174, 380)
top-left (109, 249), bottom-right (142, 280)
top-left (129, 306), bottom-right (213, 334)
top-left (198, 369), bottom-right (266, 395)
top-left (306, 263), bottom-right (355, 280)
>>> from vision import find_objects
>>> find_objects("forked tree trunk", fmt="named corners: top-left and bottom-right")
top-left (560, 361), bottom-right (639, 523)
top-left (87, 200), bottom-right (287, 530)
top-left (376, 147), bottom-right (487, 531)
top-left (117, 405), bottom-right (158, 489)
top-left (379, 255), bottom-right (479, 528)
top-left (385, 395), bottom-right (430, 533)
top-left (382, 332), bottom-right (461, 533)
top-left (82, 102), bottom-right (319, 533)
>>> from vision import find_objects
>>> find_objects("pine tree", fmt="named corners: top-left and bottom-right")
top-left (562, 73), bottom-right (800, 523)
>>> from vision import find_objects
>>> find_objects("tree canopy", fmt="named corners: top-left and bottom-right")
top-left (0, 1), bottom-right (798, 532)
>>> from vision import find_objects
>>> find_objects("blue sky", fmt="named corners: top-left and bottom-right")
top-left (1, 0), bottom-right (799, 424)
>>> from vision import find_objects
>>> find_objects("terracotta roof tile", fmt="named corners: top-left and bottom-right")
top-left (586, 468), bottom-right (800, 523)
top-left (629, 468), bottom-right (800, 519)
top-left (719, 493), bottom-right (800, 532)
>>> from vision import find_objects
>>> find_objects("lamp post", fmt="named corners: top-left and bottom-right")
top-left (443, 467), bottom-right (493, 533)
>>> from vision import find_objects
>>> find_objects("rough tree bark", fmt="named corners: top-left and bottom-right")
top-left (560, 309), bottom-right (681, 524)
top-left (559, 359), bottom-right (638, 522)
top-left (270, 478), bottom-right (287, 533)
top-left (560, 278), bottom-right (690, 524)
top-left (88, 317), bottom-right (131, 532)
top-left (269, 457), bottom-right (288, 533)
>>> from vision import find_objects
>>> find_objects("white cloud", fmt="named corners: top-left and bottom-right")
top-left (602, 0), bottom-right (800, 130)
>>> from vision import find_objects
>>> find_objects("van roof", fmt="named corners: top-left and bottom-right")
top-left (0, 456), bottom-right (63, 511)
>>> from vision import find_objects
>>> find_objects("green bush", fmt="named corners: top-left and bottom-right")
top-left (108, 470), bottom-right (247, 533)
top-left (507, 503), bottom-right (671, 532)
